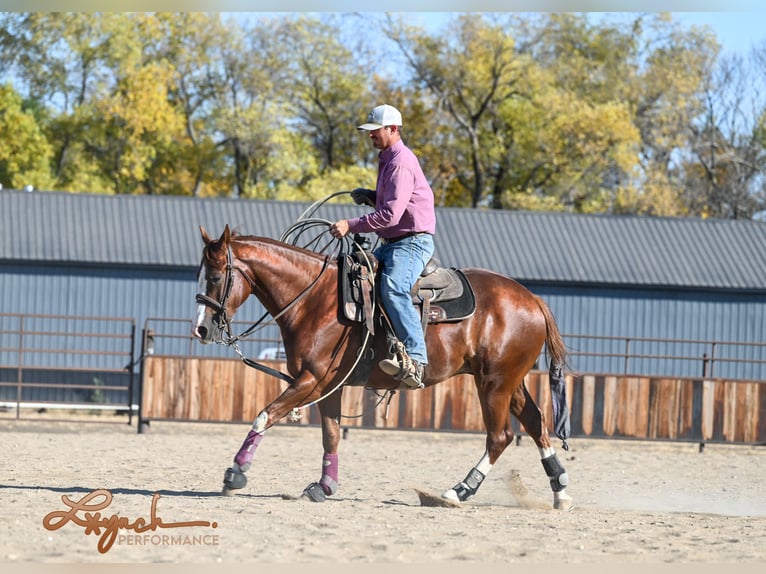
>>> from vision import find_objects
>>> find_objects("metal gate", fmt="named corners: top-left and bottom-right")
top-left (0, 313), bottom-right (137, 423)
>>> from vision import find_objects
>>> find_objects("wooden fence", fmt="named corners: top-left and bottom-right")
top-left (139, 356), bottom-right (765, 444)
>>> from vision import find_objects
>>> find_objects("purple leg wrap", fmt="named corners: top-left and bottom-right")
top-left (319, 453), bottom-right (339, 495)
top-left (233, 430), bottom-right (263, 471)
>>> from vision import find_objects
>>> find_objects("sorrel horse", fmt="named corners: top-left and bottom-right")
top-left (193, 224), bottom-right (573, 509)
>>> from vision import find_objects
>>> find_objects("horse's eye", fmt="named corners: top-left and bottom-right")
top-left (209, 275), bottom-right (222, 285)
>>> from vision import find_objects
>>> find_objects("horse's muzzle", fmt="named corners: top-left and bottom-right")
top-left (192, 320), bottom-right (226, 344)
top-left (192, 324), bottom-right (211, 343)
top-left (194, 293), bottom-right (227, 344)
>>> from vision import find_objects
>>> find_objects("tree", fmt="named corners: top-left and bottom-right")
top-left (520, 13), bottom-right (723, 216)
top-left (385, 14), bottom-right (524, 208)
top-left (206, 17), bottom-right (290, 198)
top-left (0, 13), bottom-right (128, 191)
top-left (0, 83), bottom-right (53, 189)
top-left (0, 12), bottom-right (763, 219)
top-left (614, 13), bottom-right (720, 215)
top-left (682, 49), bottom-right (766, 219)
top-left (94, 60), bottom-right (186, 194)
top-left (137, 12), bottom-right (233, 197)
top-left (269, 15), bottom-right (374, 172)
top-left (386, 13), bottom-right (641, 211)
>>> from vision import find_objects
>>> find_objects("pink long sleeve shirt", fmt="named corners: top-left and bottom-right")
top-left (347, 140), bottom-right (436, 240)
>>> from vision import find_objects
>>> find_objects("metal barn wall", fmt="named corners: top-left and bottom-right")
top-left (529, 283), bottom-right (766, 380)
top-left (0, 264), bottom-right (196, 324)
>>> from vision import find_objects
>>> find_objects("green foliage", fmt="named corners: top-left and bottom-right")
top-left (290, 164), bottom-right (376, 203)
top-left (0, 83), bottom-right (53, 189)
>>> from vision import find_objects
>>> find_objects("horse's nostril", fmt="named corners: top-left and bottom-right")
top-left (195, 326), bottom-right (208, 340)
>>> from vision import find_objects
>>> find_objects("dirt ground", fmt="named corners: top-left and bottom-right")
top-left (1, 412), bottom-right (765, 566)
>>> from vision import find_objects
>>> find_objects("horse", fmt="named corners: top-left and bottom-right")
top-left (193, 224), bottom-right (573, 509)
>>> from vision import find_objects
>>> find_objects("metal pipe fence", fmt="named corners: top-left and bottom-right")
top-left (0, 313), bottom-right (137, 423)
top-left (142, 317), bottom-right (766, 382)
top-left (2, 312), bottom-right (765, 427)
top-left (562, 333), bottom-right (766, 381)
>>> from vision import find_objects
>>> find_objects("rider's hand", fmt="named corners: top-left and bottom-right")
top-left (351, 188), bottom-right (375, 207)
top-left (330, 220), bottom-right (351, 238)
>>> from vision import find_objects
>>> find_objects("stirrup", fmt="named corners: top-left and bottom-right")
top-left (378, 340), bottom-right (409, 379)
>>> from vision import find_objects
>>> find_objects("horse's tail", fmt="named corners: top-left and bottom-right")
top-left (534, 295), bottom-right (568, 371)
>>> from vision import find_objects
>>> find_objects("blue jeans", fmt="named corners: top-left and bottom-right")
top-left (374, 233), bottom-right (435, 365)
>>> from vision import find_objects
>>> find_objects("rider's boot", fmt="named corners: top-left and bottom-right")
top-left (379, 342), bottom-right (424, 389)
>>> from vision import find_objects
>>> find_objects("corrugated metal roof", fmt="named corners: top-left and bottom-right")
top-left (2, 189), bottom-right (765, 290)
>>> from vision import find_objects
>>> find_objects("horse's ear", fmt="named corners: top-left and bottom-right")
top-left (222, 224), bottom-right (231, 244)
top-left (200, 225), bottom-right (212, 245)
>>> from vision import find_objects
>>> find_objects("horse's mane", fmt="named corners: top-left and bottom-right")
top-left (229, 231), bottom-right (335, 266)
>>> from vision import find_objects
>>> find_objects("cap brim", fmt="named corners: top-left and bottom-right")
top-left (357, 123), bottom-right (384, 131)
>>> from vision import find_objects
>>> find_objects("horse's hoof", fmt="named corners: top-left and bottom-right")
top-left (417, 488), bottom-right (461, 508)
top-left (553, 492), bottom-right (574, 511)
top-left (221, 486), bottom-right (236, 497)
top-left (439, 489), bottom-right (462, 504)
top-left (223, 467), bottom-right (248, 492)
top-left (301, 482), bottom-right (327, 502)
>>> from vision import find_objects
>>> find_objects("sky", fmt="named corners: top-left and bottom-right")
top-left (628, 12), bottom-right (765, 57)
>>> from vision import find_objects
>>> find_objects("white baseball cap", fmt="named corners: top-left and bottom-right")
top-left (357, 104), bottom-right (403, 131)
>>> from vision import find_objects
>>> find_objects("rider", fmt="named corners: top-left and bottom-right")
top-left (330, 104), bottom-right (436, 389)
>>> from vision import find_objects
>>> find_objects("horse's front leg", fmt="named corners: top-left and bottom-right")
top-left (300, 391), bottom-right (342, 502)
top-left (221, 372), bottom-right (320, 496)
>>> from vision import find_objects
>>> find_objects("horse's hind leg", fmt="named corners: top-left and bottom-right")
top-left (512, 382), bottom-right (573, 510)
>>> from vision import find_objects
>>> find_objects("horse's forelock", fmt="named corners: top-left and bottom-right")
top-left (202, 236), bottom-right (228, 270)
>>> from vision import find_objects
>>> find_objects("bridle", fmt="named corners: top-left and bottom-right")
top-left (195, 244), bottom-right (249, 344)
top-left (195, 240), bottom-right (334, 387)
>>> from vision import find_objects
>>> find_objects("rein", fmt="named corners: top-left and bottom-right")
top-left (197, 199), bottom-right (382, 419)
